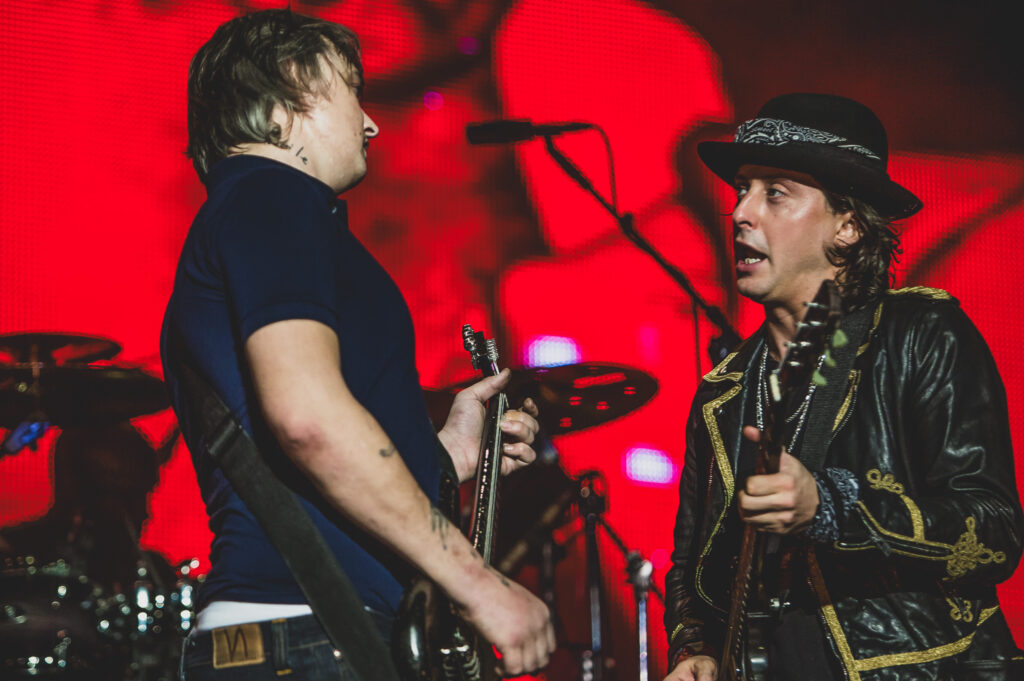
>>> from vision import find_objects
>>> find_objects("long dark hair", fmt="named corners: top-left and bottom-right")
top-left (186, 10), bottom-right (362, 182)
top-left (825, 192), bottom-right (902, 310)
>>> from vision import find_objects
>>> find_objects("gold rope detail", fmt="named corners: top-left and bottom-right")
top-left (832, 369), bottom-right (860, 432)
top-left (946, 597), bottom-right (974, 623)
top-left (855, 501), bottom-right (952, 552)
top-left (702, 351), bottom-right (743, 383)
top-left (887, 286), bottom-right (952, 300)
top-left (807, 548), bottom-right (861, 681)
top-left (867, 469), bottom-right (904, 494)
top-left (947, 517), bottom-right (1007, 578)
top-left (694, 384), bottom-right (743, 610)
top-left (857, 300), bottom-right (885, 356)
top-left (854, 607), bottom-right (998, 671)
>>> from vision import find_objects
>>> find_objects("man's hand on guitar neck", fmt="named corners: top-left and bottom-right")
top-left (664, 655), bottom-right (717, 681)
top-left (737, 426), bottom-right (819, 534)
top-left (437, 368), bottom-right (541, 483)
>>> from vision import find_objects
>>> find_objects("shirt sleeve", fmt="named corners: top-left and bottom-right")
top-left (214, 168), bottom-right (341, 342)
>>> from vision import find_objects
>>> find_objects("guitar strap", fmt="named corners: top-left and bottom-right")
top-left (791, 299), bottom-right (878, 472)
top-left (167, 333), bottom-right (400, 681)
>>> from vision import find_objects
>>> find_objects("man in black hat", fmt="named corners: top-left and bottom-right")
top-left (663, 93), bottom-right (1023, 680)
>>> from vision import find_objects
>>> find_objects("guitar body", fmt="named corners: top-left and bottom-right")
top-left (718, 281), bottom-right (842, 681)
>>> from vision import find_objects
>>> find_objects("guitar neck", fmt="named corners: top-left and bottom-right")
top-left (468, 392), bottom-right (506, 564)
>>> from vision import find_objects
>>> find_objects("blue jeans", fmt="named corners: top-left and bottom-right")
top-left (180, 611), bottom-right (393, 681)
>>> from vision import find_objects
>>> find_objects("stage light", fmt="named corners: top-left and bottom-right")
top-left (524, 335), bottom-right (581, 367)
top-left (623, 446), bottom-right (676, 487)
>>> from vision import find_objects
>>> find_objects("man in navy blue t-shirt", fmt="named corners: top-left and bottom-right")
top-left (162, 10), bottom-right (554, 680)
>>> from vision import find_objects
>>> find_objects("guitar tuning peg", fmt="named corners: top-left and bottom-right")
top-left (486, 339), bottom-right (499, 363)
top-left (812, 369), bottom-right (828, 386)
top-left (832, 328), bottom-right (849, 348)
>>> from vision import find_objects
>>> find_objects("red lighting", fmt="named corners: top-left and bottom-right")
top-left (572, 372), bottom-right (627, 389)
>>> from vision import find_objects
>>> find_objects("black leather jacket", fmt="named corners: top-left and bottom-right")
top-left (664, 288), bottom-right (1024, 680)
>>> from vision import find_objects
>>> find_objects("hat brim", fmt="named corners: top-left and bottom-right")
top-left (697, 140), bottom-right (922, 219)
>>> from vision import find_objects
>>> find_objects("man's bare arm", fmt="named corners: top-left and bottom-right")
top-left (245, 319), bottom-right (553, 675)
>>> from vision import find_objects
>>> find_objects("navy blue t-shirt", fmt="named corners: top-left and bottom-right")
top-left (161, 155), bottom-right (440, 615)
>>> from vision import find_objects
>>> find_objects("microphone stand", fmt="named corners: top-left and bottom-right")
top-left (575, 471), bottom-right (665, 681)
top-left (542, 135), bottom-right (741, 363)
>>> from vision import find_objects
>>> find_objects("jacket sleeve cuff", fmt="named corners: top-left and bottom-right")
top-left (805, 467), bottom-right (859, 543)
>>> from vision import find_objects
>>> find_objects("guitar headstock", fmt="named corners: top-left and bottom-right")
top-left (767, 280), bottom-right (843, 416)
top-left (462, 324), bottom-right (500, 378)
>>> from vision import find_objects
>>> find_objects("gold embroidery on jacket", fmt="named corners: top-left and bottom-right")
top-left (867, 469), bottom-right (904, 494)
top-left (947, 517), bottom-right (1007, 578)
top-left (807, 548), bottom-right (861, 681)
top-left (854, 607), bottom-right (998, 671)
top-left (694, 384), bottom-right (742, 612)
top-left (832, 369), bottom-right (860, 432)
top-left (854, 502), bottom-right (949, 555)
top-left (810, 547), bottom-right (999, 675)
top-left (864, 470), bottom-right (925, 541)
top-left (857, 301), bottom-right (885, 356)
top-left (946, 597), bottom-right (974, 623)
top-left (702, 351), bottom-right (742, 383)
top-left (887, 286), bottom-right (953, 300)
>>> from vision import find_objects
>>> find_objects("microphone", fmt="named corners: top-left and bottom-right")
top-left (466, 119), bottom-right (593, 144)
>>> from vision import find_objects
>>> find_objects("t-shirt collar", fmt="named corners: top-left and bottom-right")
top-left (205, 155), bottom-right (341, 209)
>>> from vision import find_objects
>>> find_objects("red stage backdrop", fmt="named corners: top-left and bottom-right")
top-left (2, 1), bottom-right (1022, 677)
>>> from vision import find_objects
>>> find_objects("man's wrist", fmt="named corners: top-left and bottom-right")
top-left (436, 428), bottom-right (473, 483)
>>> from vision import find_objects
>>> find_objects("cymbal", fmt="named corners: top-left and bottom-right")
top-left (0, 333), bottom-right (122, 365)
top-left (0, 365), bottom-right (169, 428)
top-left (508, 363), bottom-right (657, 435)
top-left (424, 363), bottom-right (658, 435)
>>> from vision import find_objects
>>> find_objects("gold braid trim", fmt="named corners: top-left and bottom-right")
top-left (810, 548), bottom-right (1000, 675)
top-left (807, 548), bottom-right (861, 681)
top-left (702, 351), bottom-right (743, 383)
top-left (832, 369), bottom-right (860, 432)
top-left (854, 607), bottom-right (999, 671)
top-left (947, 517), bottom-right (1007, 578)
top-left (946, 597), bottom-right (974, 623)
top-left (867, 469), bottom-right (904, 494)
top-left (887, 286), bottom-right (953, 300)
top-left (865, 470), bottom-right (926, 541)
top-left (694, 384), bottom-right (743, 611)
top-left (857, 300), bottom-right (885, 357)
top-left (855, 501), bottom-right (952, 552)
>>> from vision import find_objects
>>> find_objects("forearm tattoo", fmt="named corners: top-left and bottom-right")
top-left (430, 507), bottom-right (450, 551)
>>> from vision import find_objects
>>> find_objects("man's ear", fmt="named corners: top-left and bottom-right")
top-left (268, 104), bottom-right (296, 148)
top-left (835, 211), bottom-right (860, 248)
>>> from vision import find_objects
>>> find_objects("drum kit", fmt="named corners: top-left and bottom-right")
top-left (1, 332), bottom-right (663, 680)
top-left (0, 332), bottom-right (196, 680)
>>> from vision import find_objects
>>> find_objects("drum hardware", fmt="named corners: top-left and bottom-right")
top-left (0, 332), bottom-right (122, 366)
top-left (0, 364), bottom-right (169, 428)
top-left (1, 553), bottom-right (201, 678)
top-left (568, 471), bottom-right (664, 681)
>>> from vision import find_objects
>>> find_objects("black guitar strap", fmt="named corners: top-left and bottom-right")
top-left (167, 334), bottom-right (400, 681)
top-left (791, 299), bottom-right (878, 472)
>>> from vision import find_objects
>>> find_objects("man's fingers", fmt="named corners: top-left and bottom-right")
top-left (501, 411), bottom-right (539, 443)
top-left (741, 425), bottom-right (762, 443)
top-left (521, 397), bottom-right (539, 417)
top-left (458, 369), bottom-right (511, 404)
top-left (502, 441), bottom-right (537, 463)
